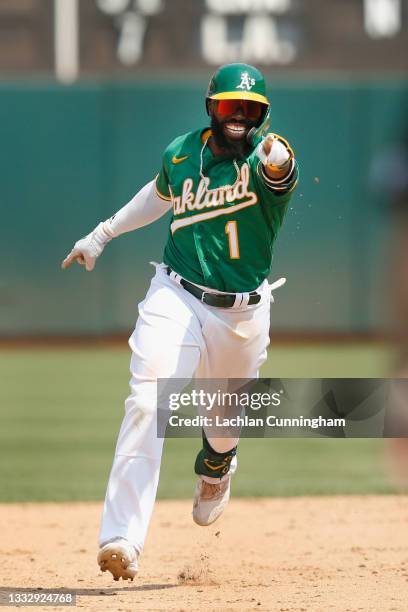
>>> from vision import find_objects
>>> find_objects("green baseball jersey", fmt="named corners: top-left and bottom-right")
top-left (156, 128), bottom-right (298, 293)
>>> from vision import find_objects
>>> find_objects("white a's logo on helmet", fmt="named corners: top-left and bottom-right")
top-left (237, 72), bottom-right (256, 91)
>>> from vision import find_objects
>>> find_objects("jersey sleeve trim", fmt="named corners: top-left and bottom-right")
top-left (155, 174), bottom-right (172, 201)
top-left (257, 159), bottom-right (299, 194)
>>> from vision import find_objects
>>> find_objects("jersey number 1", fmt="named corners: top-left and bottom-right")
top-left (225, 220), bottom-right (240, 259)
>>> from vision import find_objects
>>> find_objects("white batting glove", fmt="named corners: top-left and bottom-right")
top-left (61, 222), bottom-right (112, 271)
top-left (256, 134), bottom-right (292, 170)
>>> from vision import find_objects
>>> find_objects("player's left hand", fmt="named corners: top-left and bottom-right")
top-left (256, 133), bottom-right (293, 171)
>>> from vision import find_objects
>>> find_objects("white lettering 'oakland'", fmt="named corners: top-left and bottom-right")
top-left (170, 163), bottom-right (258, 234)
top-left (172, 163), bottom-right (256, 214)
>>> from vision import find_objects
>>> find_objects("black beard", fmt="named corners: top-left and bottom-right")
top-left (210, 115), bottom-right (253, 160)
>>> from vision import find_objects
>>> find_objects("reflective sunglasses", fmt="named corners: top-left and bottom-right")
top-left (215, 99), bottom-right (265, 121)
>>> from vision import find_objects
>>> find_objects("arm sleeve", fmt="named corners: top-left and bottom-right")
top-left (103, 179), bottom-right (172, 239)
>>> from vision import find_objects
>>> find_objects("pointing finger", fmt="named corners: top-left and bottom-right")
top-left (61, 252), bottom-right (84, 270)
top-left (262, 134), bottom-right (276, 157)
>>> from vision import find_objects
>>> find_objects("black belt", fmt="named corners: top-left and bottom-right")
top-left (165, 266), bottom-right (261, 308)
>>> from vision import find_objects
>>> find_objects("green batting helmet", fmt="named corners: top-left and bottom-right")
top-left (206, 63), bottom-right (271, 145)
top-left (206, 63), bottom-right (269, 105)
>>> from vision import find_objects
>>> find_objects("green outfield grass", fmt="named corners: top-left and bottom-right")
top-left (0, 344), bottom-right (399, 502)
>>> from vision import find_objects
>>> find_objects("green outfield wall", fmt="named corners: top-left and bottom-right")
top-left (1, 78), bottom-right (407, 336)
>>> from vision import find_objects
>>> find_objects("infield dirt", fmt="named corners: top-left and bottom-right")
top-left (0, 496), bottom-right (407, 611)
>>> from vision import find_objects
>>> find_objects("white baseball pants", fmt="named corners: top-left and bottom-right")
top-left (99, 264), bottom-right (273, 553)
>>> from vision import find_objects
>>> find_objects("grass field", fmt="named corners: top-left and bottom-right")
top-left (0, 343), bottom-right (398, 502)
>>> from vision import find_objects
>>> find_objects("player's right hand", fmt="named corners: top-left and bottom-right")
top-left (61, 222), bottom-right (112, 272)
top-left (256, 133), bottom-right (293, 170)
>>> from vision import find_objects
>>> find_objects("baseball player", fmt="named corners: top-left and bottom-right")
top-left (62, 63), bottom-right (298, 581)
